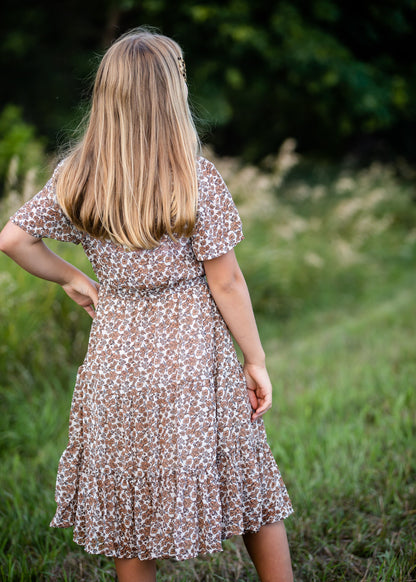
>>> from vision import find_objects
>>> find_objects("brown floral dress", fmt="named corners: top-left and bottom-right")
top-left (11, 156), bottom-right (293, 561)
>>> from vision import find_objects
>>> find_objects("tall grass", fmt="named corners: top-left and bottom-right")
top-left (1, 149), bottom-right (415, 580)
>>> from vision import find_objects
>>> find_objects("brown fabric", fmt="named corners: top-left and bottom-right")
top-left (10, 156), bottom-right (293, 561)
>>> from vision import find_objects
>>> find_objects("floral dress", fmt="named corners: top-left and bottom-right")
top-left (11, 156), bottom-right (293, 561)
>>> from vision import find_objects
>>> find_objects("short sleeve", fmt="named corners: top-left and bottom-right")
top-left (10, 162), bottom-right (84, 245)
top-left (191, 158), bottom-right (244, 261)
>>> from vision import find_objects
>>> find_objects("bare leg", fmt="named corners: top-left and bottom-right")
top-left (242, 521), bottom-right (293, 582)
top-left (114, 557), bottom-right (156, 582)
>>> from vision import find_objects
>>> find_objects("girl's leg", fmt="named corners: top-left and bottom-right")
top-left (114, 557), bottom-right (156, 582)
top-left (242, 521), bottom-right (293, 582)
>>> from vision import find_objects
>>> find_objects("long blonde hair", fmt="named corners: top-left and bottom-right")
top-left (56, 28), bottom-right (200, 249)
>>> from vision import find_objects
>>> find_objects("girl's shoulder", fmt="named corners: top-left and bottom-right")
top-left (196, 156), bottom-right (225, 192)
top-left (194, 155), bottom-right (237, 214)
top-left (191, 156), bottom-right (243, 260)
top-left (196, 155), bottom-right (215, 174)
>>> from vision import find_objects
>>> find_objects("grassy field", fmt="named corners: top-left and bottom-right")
top-left (1, 151), bottom-right (415, 580)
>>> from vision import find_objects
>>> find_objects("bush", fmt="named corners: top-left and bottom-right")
top-left (0, 104), bottom-right (46, 200)
top-left (208, 144), bottom-right (416, 318)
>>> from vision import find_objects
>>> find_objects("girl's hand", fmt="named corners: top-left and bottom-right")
top-left (62, 274), bottom-right (100, 318)
top-left (243, 363), bottom-right (273, 422)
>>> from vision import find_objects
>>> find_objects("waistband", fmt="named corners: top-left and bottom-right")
top-left (100, 275), bottom-right (206, 299)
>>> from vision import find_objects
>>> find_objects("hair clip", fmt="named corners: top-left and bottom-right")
top-left (177, 56), bottom-right (187, 83)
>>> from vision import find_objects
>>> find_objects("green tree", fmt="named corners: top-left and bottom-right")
top-left (1, 0), bottom-right (415, 161)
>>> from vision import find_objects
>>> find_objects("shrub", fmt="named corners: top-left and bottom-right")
top-left (0, 104), bottom-right (46, 201)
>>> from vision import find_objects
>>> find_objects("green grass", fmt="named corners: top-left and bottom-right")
top-left (260, 282), bottom-right (416, 581)
top-left (1, 155), bottom-right (416, 580)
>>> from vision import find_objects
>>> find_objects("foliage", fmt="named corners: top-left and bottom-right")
top-left (261, 285), bottom-right (416, 581)
top-left (209, 142), bottom-right (416, 319)
top-left (0, 105), bottom-right (46, 199)
top-left (1, 154), bottom-right (416, 580)
top-left (1, 0), bottom-right (416, 160)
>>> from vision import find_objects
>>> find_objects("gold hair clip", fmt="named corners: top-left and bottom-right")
top-left (177, 56), bottom-right (187, 83)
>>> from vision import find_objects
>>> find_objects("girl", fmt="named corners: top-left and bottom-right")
top-left (0, 29), bottom-right (293, 582)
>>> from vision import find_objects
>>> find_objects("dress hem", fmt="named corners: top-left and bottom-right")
top-left (50, 508), bottom-right (294, 561)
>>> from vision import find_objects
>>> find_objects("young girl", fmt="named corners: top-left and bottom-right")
top-left (0, 29), bottom-right (293, 582)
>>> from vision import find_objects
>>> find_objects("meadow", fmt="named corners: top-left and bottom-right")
top-left (0, 145), bottom-right (415, 580)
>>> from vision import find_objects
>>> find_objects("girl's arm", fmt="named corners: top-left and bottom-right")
top-left (0, 221), bottom-right (99, 318)
top-left (203, 249), bottom-right (272, 422)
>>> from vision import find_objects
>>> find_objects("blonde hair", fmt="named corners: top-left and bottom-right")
top-left (56, 28), bottom-right (200, 249)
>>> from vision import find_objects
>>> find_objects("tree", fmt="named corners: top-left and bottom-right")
top-left (1, 0), bottom-right (415, 161)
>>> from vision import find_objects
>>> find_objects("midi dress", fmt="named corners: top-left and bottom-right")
top-left (11, 156), bottom-right (293, 561)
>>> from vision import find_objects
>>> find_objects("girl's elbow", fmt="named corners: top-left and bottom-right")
top-left (0, 230), bottom-right (19, 255)
top-left (0, 222), bottom-right (17, 253)
top-left (0, 233), bottom-right (11, 255)
top-left (0, 222), bottom-right (39, 255)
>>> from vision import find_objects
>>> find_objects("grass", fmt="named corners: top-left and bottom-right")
top-left (261, 283), bottom-right (416, 581)
top-left (1, 151), bottom-right (416, 580)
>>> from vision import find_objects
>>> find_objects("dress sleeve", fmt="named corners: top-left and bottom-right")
top-left (10, 162), bottom-right (84, 245)
top-left (191, 158), bottom-right (244, 261)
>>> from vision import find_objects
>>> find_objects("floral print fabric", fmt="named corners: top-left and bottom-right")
top-left (10, 156), bottom-right (293, 560)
